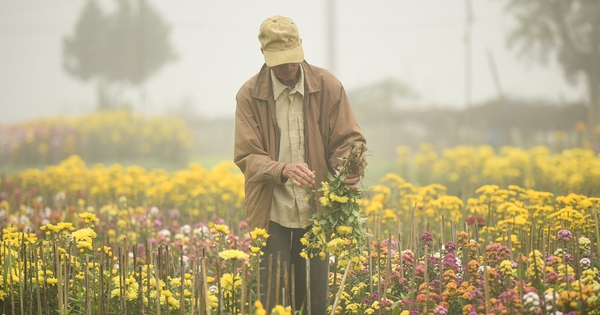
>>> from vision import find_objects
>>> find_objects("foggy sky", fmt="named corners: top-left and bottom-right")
top-left (0, 0), bottom-right (585, 124)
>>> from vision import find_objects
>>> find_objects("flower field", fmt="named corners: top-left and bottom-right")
top-left (1, 145), bottom-right (600, 314)
top-left (0, 110), bottom-right (194, 167)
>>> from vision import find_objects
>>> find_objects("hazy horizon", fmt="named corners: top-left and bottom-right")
top-left (0, 0), bottom-right (586, 124)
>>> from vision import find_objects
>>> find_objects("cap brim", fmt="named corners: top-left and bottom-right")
top-left (263, 44), bottom-right (304, 67)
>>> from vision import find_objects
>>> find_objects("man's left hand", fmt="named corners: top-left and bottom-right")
top-left (342, 174), bottom-right (361, 190)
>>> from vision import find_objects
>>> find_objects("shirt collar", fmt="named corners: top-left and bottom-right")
top-left (271, 65), bottom-right (304, 100)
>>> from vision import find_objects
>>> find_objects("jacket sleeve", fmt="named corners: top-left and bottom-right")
top-left (327, 85), bottom-right (367, 173)
top-left (233, 91), bottom-right (287, 185)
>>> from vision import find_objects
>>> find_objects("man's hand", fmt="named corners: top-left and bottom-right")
top-left (282, 163), bottom-right (316, 188)
top-left (342, 174), bottom-right (361, 190)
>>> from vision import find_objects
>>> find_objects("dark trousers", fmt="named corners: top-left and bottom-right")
top-left (260, 221), bottom-right (329, 315)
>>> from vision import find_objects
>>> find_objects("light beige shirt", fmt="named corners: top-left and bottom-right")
top-left (270, 66), bottom-right (312, 228)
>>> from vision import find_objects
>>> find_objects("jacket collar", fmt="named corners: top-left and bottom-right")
top-left (252, 61), bottom-right (321, 100)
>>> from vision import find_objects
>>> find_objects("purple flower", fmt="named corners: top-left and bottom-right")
top-left (434, 305), bottom-right (448, 315)
top-left (152, 220), bottom-right (162, 229)
top-left (557, 229), bottom-right (573, 241)
top-left (443, 242), bottom-right (456, 252)
top-left (420, 231), bottom-right (434, 248)
top-left (564, 254), bottom-right (573, 261)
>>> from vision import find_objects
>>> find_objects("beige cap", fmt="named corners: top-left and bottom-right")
top-left (258, 15), bottom-right (304, 67)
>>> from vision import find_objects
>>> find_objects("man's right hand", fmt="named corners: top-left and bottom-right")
top-left (282, 163), bottom-right (316, 188)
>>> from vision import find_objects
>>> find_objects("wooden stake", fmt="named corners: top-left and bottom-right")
top-left (483, 251), bottom-right (490, 315)
top-left (275, 252), bottom-right (281, 306)
top-left (283, 261), bottom-right (288, 307)
top-left (306, 257), bottom-right (311, 315)
top-left (85, 255), bottom-right (91, 315)
top-left (266, 254), bottom-right (273, 311)
top-left (241, 263), bottom-right (248, 315)
top-left (201, 257), bottom-right (210, 315)
top-left (329, 259), bottom-right (352, 315)
top-left (34, 247), bottom-right (42, 315)
top-left (593, 203), bottom-right (600, 269)
top-left (291, 263), bottom-right (296, 314)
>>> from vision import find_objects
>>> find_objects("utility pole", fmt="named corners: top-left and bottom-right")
top-left (486, 48), bottom-right (504, 103)
top-left (137, 0), bottom-right (146, 161)
top-left (326, 0), bottom-right (337, 74)
top-left (464, 0), bottom-right (473, 143)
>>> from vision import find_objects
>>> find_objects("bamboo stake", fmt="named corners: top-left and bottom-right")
top-left (407, 202), bottom-right (417, 251)
top-left (65, 239), bottom-right (73, 312)
top-left (508, 228), bottom-right (513, 261)
top-left (157, 246), bottom-right (163, 315)
top-left (306, 257), bottom-right (311, 315)
top-left (438, 239), bottom-right (444, 296)
top-left (241, 263), bottom-right (248, 315)
top-left (275, 252), bottom-right (281, 306)
top-left (332, 258), bottom-right (338, 299)
top-left (166, 246), bottom-right (171, 315)
top-left (266, 254), bottom-right (273, 311)
top-left (192, 258), bottom-right (200, 315)
top-left (367, 237), bottom-right (373, 295)
top-left (19, 234), bottom-right (25, 315)
top-left (398, 235), bottom-right (403, 279)
top-left (593, 203), bottom-right (600, 269)
top-left (440, 215), bottom-right (446, 246)
top-left (377, 240), bottom-right (382, 305)
top-left (201, 257), bottom-right (210, 315)
top-left (329, 259), bottom-right (352, 315)
top-left (282, 261), bottom-right (288, 307)
top-left (54, 242), bottom-right (63, 315)
top-left (451, 221), bottom-right (456, 244)
top-left (9, 243), bottom-right (16, 315)
top-left (18, 236), bottom-right (24, 315)
top-left (119, 247), bottom-right (125, 315)
top-left (291, 263), bottom-right (296, 313)
top-left (180, 248), bottom-right (185, 315)
top-left (383, 235), bottom-right (392, 300)
top-left (424, 244), bottom-right (430, 313)
top-left (34, 248), bottom-right (42, 315)
top-left (41, 242), bottom-right (49, 315)
top-left (216, 255), bottom-right (222, 315)
top-left (85, 255), bottom-right (91, 315)
top-left (482, 251), bottom-right (490, 315)
top-left (99, 246), bottom-right (105, 315)
top-left (408, 237), bottom-right (419, 313)
top-left (146, 245), bottom-right (152, 315)
top-left (0, 242), bottom-right (5, 315)
top-left (107, 249), bottom-right (114, 314)
top-left (138, 266), bottom-right (144, 315)
top-left (541, 228), bottom-right (546, 284)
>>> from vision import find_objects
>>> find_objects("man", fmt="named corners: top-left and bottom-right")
top-left (234, 15), bottom-right (366, 314)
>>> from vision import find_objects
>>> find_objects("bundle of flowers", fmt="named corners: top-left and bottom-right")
top-left (301, 142), bottom-right (370, 264)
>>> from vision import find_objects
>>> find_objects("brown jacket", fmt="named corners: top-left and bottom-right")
top-left (234, 61), bottom-right (366, 231)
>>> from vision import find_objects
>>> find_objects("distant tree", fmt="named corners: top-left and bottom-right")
top-left (63, 0), bottom-right (177, 109)
top-left (500, 0), bottom-right (600, 142)
top-left (348, 78), bottom-right (419, 118)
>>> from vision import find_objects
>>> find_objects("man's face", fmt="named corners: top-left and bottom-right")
top-left (271, 63), bottom-right (300, 83)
